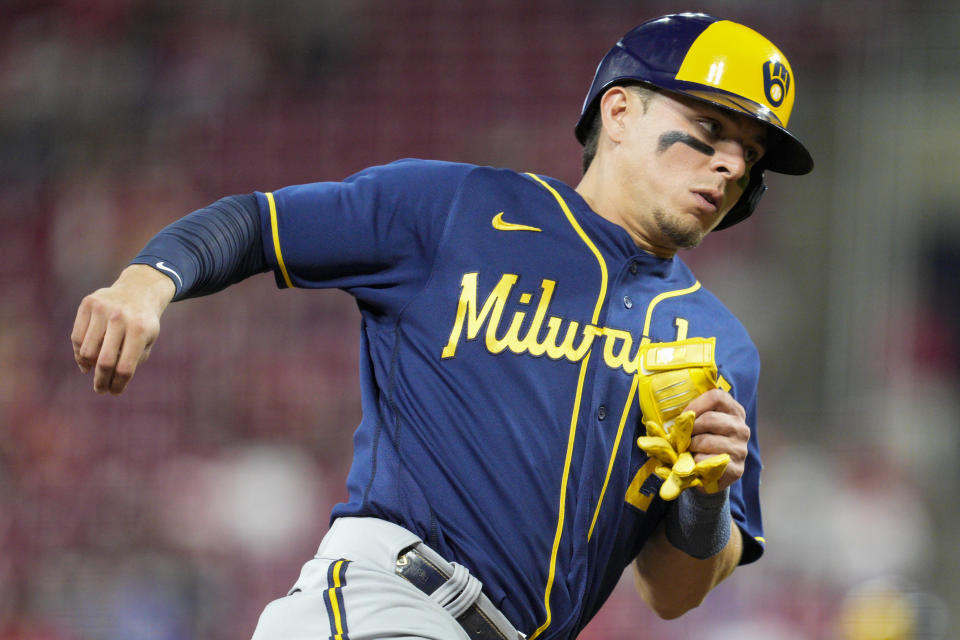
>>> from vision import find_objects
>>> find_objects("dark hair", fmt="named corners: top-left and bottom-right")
top-left (581, 83), bottom-right (655, 174)
top-left (581, 109), bottom-right (603, 175)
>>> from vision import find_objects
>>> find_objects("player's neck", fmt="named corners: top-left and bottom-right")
top-left (574, 160), bottom-right (621, 226)
top-left (575, 165), bottom-right (678, 259)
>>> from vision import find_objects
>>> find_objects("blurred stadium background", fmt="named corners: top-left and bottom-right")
top-left (1, 0), bottom-right (958, 638)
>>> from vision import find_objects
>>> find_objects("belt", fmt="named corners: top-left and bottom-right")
top-left (396, 544), bottom-right (525, 640)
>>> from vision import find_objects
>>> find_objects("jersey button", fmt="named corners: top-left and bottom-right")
top-left (629, 262), bottom-right (639, 275)
top-left (623, 295), bottom-right (633, 309)
top-left (597, 406), bottom-right (607, 420)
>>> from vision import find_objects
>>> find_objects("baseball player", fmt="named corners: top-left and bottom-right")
top-left (71, 13), bottom-right (812, 640)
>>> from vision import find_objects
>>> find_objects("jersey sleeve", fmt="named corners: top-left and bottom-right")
top-left (254, 158), bottom-right (473, 313)
top-left (718, 337), bottom-right (765, 564)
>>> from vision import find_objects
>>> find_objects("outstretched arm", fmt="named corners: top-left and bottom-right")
top-left (632, 388), bottom-right (751, 619)
top-left (71, 193), bottom-right (267, 394)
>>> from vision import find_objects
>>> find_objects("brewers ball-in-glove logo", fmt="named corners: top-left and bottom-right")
top-left (762, 60), bottom-right (790, 107)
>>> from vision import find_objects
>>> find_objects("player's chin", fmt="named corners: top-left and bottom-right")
top-left (655, 210), bottom-right (709, 249)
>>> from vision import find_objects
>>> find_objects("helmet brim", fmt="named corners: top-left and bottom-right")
top-left (576, 79), bottom-right (813, 176)
top-left (678, 87), bottom-right (813, 175)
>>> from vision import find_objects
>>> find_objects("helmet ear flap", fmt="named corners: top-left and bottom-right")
top-left (715, 164), bottom-right (767, 230)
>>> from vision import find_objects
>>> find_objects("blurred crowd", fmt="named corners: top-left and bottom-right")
top-left (0, 1), bottom-right (955, 638)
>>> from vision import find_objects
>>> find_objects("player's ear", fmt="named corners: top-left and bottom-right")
top-left (598, 86), bottom-right (631, 144)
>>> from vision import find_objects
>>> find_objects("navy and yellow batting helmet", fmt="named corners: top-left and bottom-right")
top-left (576, 13), bottom-right (813, 229)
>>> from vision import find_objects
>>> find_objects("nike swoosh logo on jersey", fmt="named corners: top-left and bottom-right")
top-left (491, 211), bottom-right (541, 232)
top-left (155, 261), bottom-right (183, 288)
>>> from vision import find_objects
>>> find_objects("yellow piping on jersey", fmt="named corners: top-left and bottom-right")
top-left (525, 173), bottom-right (607, 640)
top-left (643, 282), bottom-right (731, 394)
top-left (641, 282), bottom-right (702, 339)
top-left (589, 282), bottom-right (703, 539)
top-left (266, 192), bottom-right (294, 288)
top-left (588, 374), bottom-right (639, 539)
top-left (525, 174), bottom-right (607, 322)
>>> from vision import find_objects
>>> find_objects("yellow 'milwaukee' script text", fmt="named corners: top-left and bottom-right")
top-left (441, 272), bottom-right (644, 374)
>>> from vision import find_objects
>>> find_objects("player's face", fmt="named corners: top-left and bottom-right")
top-left (611, 90), bottom-right (767, 254)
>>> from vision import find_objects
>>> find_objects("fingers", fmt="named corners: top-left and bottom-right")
top-left (684, 387), bottom-right (746, 420)
top-left (686, 390), bottom-right (749, 453)
top-left (72, 289), bottom-right (160, 395)
top-left (690, 426), bottom-right (747, 492)
top-left (73, 294), bottom-right (108, 374)
top-left (690, 410), bottom-right (750, 444)
top-left (690, 412), bottom-right (749, 460)
top-left (690, 438), bottom-right (744, 493)
top-left (690, 431), bottom-right (747, 464)
top-left (110, 318), bottom-right (155, 394)
top-left (72, 266), bottom-right (173, 395)
top-left (71, 298), bottom-right (92, 370)
top-left (93, 315), bottom-right (125, 393)
top-left (684, 388), bottom-right (750, 490)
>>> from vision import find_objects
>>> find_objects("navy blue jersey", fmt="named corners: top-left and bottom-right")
top-left (254, 159), bottom-right (764, 639)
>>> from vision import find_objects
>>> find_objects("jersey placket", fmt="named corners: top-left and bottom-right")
top-left (581, 258), bottom-right (648, 546)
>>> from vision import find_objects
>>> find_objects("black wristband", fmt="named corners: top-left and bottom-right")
top-left (664, 488), bottom-right (731, 559)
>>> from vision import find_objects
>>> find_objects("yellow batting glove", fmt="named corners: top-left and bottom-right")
top-left (694, 453), bottom-right (730, 494)
top-left (635, 338), bottom-right (731, 500)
